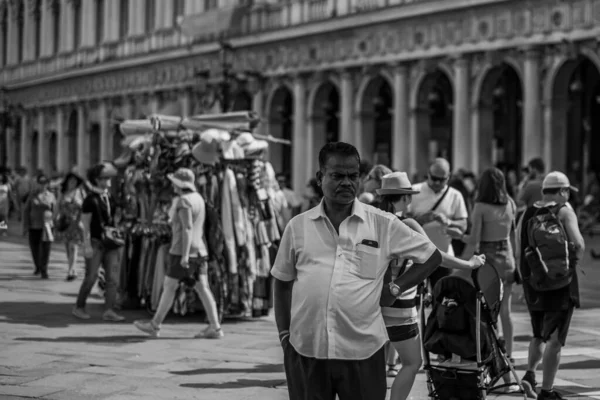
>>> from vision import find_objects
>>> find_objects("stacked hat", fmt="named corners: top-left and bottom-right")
top-left (191, 129), bottom-right (231, 165)
top-left (236, 132), bottom-right (268, 158)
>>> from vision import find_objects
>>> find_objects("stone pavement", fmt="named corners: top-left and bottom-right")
top-left (0, 237), bottom-right (600, 400)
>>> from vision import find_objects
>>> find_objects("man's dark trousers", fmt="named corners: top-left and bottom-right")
top-left (283, 342), bottom-right (386, 400)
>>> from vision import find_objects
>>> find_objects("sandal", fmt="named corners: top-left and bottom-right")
top-left (66, 273), bottom-right (77, 282)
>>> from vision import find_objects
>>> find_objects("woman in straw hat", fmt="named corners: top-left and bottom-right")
top-left (134, 168), bottom-right (223, 339)
top-left (376, 172), bottom-right (486, 400)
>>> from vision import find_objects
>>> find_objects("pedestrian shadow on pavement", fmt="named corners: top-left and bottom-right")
top-left (0, 301), bottom-right (150, 328)
top-left (559, 358), bottom-right (600, 370)
top-left (15, 335), bottom-right (151, 344)
top-left (171, 363), bottom-right (284, 376)
top-left (180, 379), bottom-right (286, 389)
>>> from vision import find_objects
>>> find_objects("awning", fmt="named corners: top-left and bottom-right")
top-left (178, 6), bottom-right (249, 38)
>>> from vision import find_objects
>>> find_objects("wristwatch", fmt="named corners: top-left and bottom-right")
top-left (389, 281), bottom-right (401, 297)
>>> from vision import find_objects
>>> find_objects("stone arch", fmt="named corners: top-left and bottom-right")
top-left (411, 68), bottom-right (454, 176)
top-left (266, 81), bottom-right (293, 116)
top-left (354, 70), bottom-right (393, 114)
top-left (356, 74), bottom-right (393, 166)
top-left (549, 54), bottom-right (600, 191)
top-left (309, 80), bottom-right (340, 153)
top-left (267, 85), bottom-right (294, 177)
top-left (31, 130), bottom-right (38, 172)
top-left (67, 109), bottom-right (78, 169)
top-left (231, 90), bottom-right (253, 112)
top-left (48, 131), bottom-right (57, 172)
top-left (474, 62), bottom-right (523, 176)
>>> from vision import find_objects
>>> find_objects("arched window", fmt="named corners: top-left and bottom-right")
top-left (119, 0), bottom-right (129, 38)
top-left (16, 1), bottom-right (24, 62)
top-left (33, 0), bottom-right (41, 58)
top-left (73, 0), bottom-right (82, 48)
top-left (52, 0), bottom-right (60, 54)
top-left (145, 0), bottom-right (155, 32)
top-left (1, 7), bottom-right (7, 65)
top-left (172, 0), bottom-right (185, 26)
top-left (95, 0), bottom-right (104, 44)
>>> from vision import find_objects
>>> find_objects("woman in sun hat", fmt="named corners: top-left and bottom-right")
top-left (376, 172), bottom-right (486, 400)
top-left (134, 168), bottom-right (223, 339)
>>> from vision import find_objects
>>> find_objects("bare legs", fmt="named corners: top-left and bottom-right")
top-left (390, 334), bottom-right (422, 400)
top-left (65, 241), bottom-right (79, 278)
top-left (194, 274), bottom-right (221, 330)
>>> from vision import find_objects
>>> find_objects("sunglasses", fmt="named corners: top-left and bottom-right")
top-left (428, 174), bottom-right (449, 183)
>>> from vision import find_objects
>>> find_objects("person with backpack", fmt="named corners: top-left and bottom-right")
top-left (515, 171), bottom-right (585, 400)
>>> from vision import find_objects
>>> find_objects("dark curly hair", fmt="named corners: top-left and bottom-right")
top-left (476, 167), bottom-right (509, 205)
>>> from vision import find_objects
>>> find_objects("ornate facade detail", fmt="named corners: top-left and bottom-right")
top-left (8, 0), bottom-right (22, 20)
top-left (46, 0), bottom-right (59, 12)
top-left (27, 0), bottom-right (39, 16)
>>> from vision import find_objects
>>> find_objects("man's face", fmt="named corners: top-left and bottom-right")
top-left (317, 155), bottom-right (360, 205)
top-left (97, 177), bottom-right (111, 190)
top-left (427, 166), bottom-right (450, 193)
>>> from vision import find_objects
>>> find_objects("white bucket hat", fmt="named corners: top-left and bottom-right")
top-left (376, 172), bottom-right (420, 195)
top-left (167, 168), bottom-right (196, 192)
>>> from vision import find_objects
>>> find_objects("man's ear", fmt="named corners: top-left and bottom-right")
top-left (316, 170), bottom-right (323, 185)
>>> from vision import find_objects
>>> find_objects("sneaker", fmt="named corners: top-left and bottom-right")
top-left (102, 309), bottom-right (126, 322)
top-left (134, 320), bottom-right (160, 337)
top-left (194, 326), bottom-right (224, 339)
top-left (521, 371), bottom-right (538, 399)
top-left (537, 389), bottom-right (565, 400)
top-left (72, 307), bottom-right (91, 320)
top-left (387, 366), bottom-right (399, 377)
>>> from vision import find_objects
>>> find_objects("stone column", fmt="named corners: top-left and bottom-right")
top-left (340, 70), bottom-right (354, 145)
top-left (60, 0), bottom-right (74, 53)
top-left (392, 64), bottom-right (409, 172)
top-left (5, 127), bottom-right (15, 168)
top-left (81, 0), bottom-right (94, 47)
top-left (0, 18), bottom-right (5, 66)
top-left (37, 110), bottom-right (47, 171)
top-left (55, 106), bottom-right (67, 172)
top-left (6, 6), bottom-right (17, 64)
top-left (292, 75), bottom-right (307, 193)
top-left (20, 114), bottom-right (31, 173)
top-left (76, 103), bottom-right (88, 171)
top-left (40, 0), bottom-right (51, 57)
top-left (160, 0), bottom-right (172, 29)
top-left (180, 89), bottom-right (192, 117)
top-left (23, 1), bottom-right (33, 61)
top-left (130, 0), bottom-right (142, 36)
top-left (452, 57), bottom-right (471, 172)
top-left (523, 47), bottom-right (543, 164)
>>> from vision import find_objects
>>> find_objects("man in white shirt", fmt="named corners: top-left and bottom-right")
top-left (272, 142), bottom-right (442, 400)
top-left (408, 158), bottom-right (468, 289)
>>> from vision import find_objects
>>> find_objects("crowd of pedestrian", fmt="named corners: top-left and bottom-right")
top-left (272, 142), bottom-right (589, 400)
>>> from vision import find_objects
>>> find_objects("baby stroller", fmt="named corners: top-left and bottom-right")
top-left (420, 263), bottom-right (526, 400)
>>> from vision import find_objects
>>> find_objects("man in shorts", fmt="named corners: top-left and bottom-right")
top-left (516, 171), bottom-right (585, 400)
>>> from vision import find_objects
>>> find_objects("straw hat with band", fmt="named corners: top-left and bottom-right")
top-left (542, 171), bottom-right (579, 193)
top-left (167, 168), bottom-right (197, 192)
top-left (376, 172), bottom-right (420, 196)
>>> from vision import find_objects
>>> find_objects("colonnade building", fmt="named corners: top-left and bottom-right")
top-left (1, 0), bottom-right (599, 191)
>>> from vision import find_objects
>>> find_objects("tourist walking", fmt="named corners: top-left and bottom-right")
top-left (448, 167), bottom-right (519, 389)
top-left (22, 174), bottom-right (56, 279)
top-left (408, 158), bottom-right (468, 290)
top-left (272, 142), bottom-right (443, 400)
top-left (73, 162), bottom-right (125, 322)
top-left (517, 158), bottom-right (546, 212)
top-left (516, 171), bottom-right (585, 400)
top-left (134, 168), bottom-right (223, 338)
top-left (376, 171), bottom-right (486, 399)
top-left (56, 172), bottom-right (87, 281)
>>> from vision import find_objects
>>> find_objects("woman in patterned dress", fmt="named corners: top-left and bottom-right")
top-left (57, 172), bottom-right (87, 281)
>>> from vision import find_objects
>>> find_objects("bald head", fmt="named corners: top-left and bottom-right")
top-left (430, 158), bottom-right (451, 176)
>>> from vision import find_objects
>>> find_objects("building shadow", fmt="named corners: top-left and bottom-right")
top-left (180, 379), bottom-right (286, 389)
top-left (170, 363), bottom-right (284, 376)
top-left (559, 358), bottom-right (600, 370)
top-left (14, 335), bottom-right (151, 344)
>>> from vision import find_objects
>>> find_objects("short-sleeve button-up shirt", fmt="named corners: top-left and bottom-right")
top-left (271, 199), bottom-right (437, 360)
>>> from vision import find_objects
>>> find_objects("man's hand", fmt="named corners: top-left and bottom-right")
top-left (180, 258), bottom-right (190, 269)
top-left (468, 254), bottom-right (486, 269)
top-left (446, 226), bottom-right (463, 239)
top-left (83, 242), bottom-right (94, 259)
top-left (432, 212), bottom-right (449, 226)
top-left (279, 330), bottom-right (290, 350)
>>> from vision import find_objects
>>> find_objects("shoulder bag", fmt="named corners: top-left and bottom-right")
top-left (95, 193), bottom-right (125, 249)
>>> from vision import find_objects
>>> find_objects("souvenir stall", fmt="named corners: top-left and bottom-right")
top-left (112, 111), bottom-right (291, 320)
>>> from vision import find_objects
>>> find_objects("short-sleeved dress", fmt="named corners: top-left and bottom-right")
top-left (57, 187), bottom-right (86, 244)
